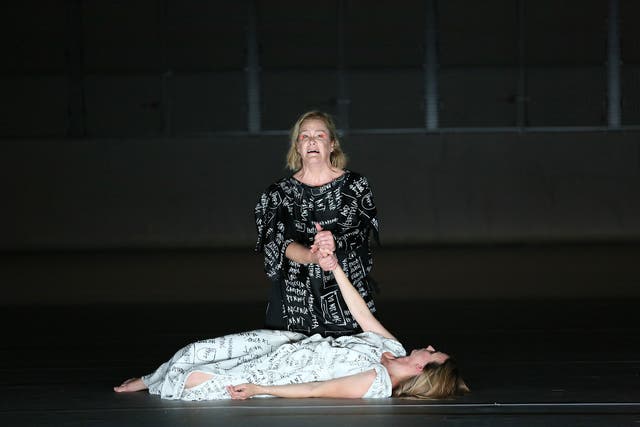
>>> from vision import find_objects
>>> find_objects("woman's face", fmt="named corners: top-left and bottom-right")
top-left (408, 345), bottom-right (449, 367)
top-left (296, 118), bottom-right (334, 166)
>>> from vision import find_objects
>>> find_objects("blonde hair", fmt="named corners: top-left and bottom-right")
top-left (393, 359), bottom-right (469, 400)
top-left (286, 110), bottom-right (347, 171)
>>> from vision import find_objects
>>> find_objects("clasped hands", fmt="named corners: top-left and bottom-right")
top-left (310, 223), bottom-right (338, 271)
top-left (226, 224), bottom-right (337, 399)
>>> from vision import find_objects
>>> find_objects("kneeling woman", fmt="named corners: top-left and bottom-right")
top-left (114, 251), bottom-right (469, 400)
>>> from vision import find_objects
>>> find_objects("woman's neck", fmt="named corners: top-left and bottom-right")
top-left (382, 355), bottom-right (413, 389)
top-left (294, 165), bottom-right (343, 187)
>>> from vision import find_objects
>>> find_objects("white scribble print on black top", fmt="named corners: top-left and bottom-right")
top-left (255, 170), bottom-right (380, 337)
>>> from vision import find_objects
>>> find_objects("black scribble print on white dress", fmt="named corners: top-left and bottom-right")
top-left (255, 170), bottom-right (379, 336)
top-left (141, 330), bottom-right (406, 400)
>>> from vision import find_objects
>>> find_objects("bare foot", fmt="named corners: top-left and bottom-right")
top-left (113, 377), bottom-right (147, 393)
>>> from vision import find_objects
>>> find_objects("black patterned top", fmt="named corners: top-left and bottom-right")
top-left (255, 170), bottom-right (379, 337)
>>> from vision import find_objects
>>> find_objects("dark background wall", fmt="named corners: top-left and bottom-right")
top-left (2, 131), bottom-right (639, 250)
top-left (2, 1), bottom-right (639, 303)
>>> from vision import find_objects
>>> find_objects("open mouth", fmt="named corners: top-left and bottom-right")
top-left (307, 150), bottom-right (320, 154)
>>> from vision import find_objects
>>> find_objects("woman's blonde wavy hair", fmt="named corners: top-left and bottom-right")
top-left (286, 110), bottom-right (347, 172)
top-left (393, 359), bottom-right (470, 400)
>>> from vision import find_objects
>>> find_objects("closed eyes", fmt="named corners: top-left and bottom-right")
top-left (298, 133), bottom-right (329, 142)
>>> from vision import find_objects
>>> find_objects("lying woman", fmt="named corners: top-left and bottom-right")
top-left (114, 248), bottom-right (469, 400)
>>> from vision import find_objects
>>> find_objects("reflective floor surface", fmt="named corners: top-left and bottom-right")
top-left (1, 245), bottom-right (639, 426)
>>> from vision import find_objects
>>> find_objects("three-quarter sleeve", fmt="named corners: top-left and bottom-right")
top-left (255, 173), bottom-right (379, 335)
top-left (334, 174), bottom-right (380, 255)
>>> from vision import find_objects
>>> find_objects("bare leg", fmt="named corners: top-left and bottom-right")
top-left (113, 377), bottom-right (147, 393)
top-left (184, 371), bottom-right (214, 389)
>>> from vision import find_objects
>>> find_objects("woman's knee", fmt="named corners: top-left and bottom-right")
top-left (184, 371), bottom-right (213, 389)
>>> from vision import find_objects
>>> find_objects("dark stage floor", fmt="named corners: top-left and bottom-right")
top-left (1, 246), bottom-right (639, 426)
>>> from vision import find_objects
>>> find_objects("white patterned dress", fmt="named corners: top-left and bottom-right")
top-left (142, 329), bottom-right (406, 400)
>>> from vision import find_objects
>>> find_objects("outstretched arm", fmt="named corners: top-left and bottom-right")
top-left (314, 223), bottom-right (397, 341)
top-left (227, 369), bottom-right (376, 399)
top-left (331, 264), bottom-right (397, 341)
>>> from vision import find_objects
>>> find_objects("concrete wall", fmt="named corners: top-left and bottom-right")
top-left (2, 131), bottom-right (638, 250)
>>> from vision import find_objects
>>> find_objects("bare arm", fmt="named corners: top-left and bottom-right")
top-left (284, 241), bottom-right (322, 265)
top-left (314, 224), bottom-right (396, 341)
top-left (332, 264), bottom-right (397, 341)
top-left (226, 369), bottom-right (376, 399)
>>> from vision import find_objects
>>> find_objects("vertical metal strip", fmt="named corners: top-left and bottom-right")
top-left (337, 0), bottom-right (350, 132)
top-left (65, 0), bottom-right (86, 137)
top-left (607, 0), bottom-right (621, 129)
top-left (516, 0), bottom-right (527, 129)
top-left (247, 0), bottom-right (261, 134)
top-left (159, 0), bottom-right (172, 136)
top-left (424, 0), bottom-right (439, 131)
